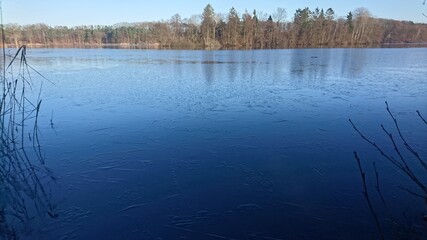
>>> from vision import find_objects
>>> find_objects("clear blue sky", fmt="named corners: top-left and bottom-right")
top-left (2, 0), bottom-right (426, 26)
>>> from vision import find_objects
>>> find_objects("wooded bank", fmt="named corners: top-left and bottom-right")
top-left (3, 5), bottom-right (427, 49)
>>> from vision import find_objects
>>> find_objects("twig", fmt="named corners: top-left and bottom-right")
top-left (385, 101), bottom-right (427, 171)
top-left (349, 117), bottom-right (427, 194)
top-left (373, 162), bottom-right (386, 205)
top-left (398, 186), bottom-right (425, 199)
top-left (416, 110), bottom-right (427, 126)
top-left (380, 124), bottom-right (427, 193)
top-left (354, 152), bottom-right (385, 240)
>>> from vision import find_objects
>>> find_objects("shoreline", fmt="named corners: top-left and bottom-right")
top-left (5, 42), bottom-right (427, 50)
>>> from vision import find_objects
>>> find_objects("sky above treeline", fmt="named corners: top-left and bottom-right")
top-left (2, 0), bottom-right (426, 26)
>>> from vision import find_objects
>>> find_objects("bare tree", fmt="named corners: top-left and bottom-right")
top-left (241, 10), bottom-right (254, 48)
top-left (170, 13), bottom-right (182, 41)
top-left (352, 7), bottom-right (373, 44)
top-left (272, 7), bottom-right (287, 26)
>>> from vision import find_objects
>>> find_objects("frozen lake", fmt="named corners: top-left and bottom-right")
top-left (16, 48), bottom-right (427, 239)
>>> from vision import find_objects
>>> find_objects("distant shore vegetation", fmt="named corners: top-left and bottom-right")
top-left (3, 4), bottom-right (427, 49)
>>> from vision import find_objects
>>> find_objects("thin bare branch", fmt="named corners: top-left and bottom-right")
top-left (373, 162), bottom-right (386, 205)
top-left (385, 101), bottom-right (427, 171)
top-left (417, 110), bottom-right (427, 126)
top-left (354, 152), bottom-right (385, 240)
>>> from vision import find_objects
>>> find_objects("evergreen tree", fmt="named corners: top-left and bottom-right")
top-left (201, 4), bottom-right (216, 46)
top-left (347, 12), bottom-right (354, 33)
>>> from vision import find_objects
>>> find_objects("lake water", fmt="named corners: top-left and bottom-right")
top-left (14, 48), bottom-right (427, 239)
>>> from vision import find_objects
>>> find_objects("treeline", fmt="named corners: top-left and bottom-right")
top-left (3, 5), bottom-right (427, 49)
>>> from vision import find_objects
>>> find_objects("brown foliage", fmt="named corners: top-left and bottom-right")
top-left (3, 6), bottom-right (427, 49)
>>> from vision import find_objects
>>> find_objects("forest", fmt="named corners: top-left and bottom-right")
top-left (3, 4), bottom-right (427, 49)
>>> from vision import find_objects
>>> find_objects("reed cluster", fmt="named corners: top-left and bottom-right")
top-left (0, 46), bottom-right (56, 239)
